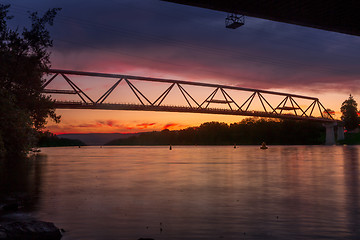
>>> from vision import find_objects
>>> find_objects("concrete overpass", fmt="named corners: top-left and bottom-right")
top-left (163, 0), bottom-right (360, 36)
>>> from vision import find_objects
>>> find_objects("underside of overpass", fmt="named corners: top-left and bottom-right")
top-left (163, 0), bottom-right (360, 36)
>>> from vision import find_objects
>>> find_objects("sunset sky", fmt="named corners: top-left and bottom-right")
top-left (4, 0), bottom-right (360, 134)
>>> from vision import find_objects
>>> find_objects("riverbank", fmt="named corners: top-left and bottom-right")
top-left (338, 132), bottom-right (360, 145)
top-left (1, 199), bottom-right (63, 239)
top-left (106, 120), bottom-right (325, 145)
top-left (0, 156), bottom-right (63, 239)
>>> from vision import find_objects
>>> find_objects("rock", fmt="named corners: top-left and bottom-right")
top-left (0, 231), bottom-right (6, 239)
top-left (1, 203), bottom-right (19, 211)
top-left (0, 220), bottom-right (62, 239)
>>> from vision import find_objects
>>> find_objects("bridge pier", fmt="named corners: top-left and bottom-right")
top-left (337, 123), bottom-right (345, 141)
top-left (323, 122), bottom-right (337, 145)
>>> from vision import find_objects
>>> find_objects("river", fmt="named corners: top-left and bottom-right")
top-left (1, 146), bottom-right (359, 239)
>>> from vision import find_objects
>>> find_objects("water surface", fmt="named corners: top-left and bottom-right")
top-left (1, 146), bottom-right (359, 239)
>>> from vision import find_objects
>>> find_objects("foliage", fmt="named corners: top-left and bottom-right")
top-left (0, 89), bottom-right (36, 158)
top-left (37, 131), bottom-right (86, 147)
top-left (340, 94), bottom-right (360, 131)
top-left (0, 4), bottom-right (61, 158)
top-left (106, 118), bottom-right (325, 146)
top-left (338, 132), bottom-right (360, 145)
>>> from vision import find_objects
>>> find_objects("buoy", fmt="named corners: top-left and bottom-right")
top-left (169, 145), bottom-right (172, 150)
top-left (260, 142), bottom-right (268, 149)
top-left (234, 143), bottom-right (236, 148)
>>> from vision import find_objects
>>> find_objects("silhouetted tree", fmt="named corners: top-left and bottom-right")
top-left (341, 94), bottom-right (360, 131)
top-left (106, 119), bottom-right (325, 146)
top-left (198, 122), bottom-right (230, 144)
top-left (0, 4), bottom-right (61, 158)
top-left (37, 131), bottom-right (85, 147)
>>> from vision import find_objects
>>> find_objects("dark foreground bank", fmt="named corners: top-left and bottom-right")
top-left (0, 156), bottom-right (63, 239)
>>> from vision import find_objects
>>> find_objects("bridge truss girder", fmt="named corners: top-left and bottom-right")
top-left (42, 69), bottom-right (335, 123)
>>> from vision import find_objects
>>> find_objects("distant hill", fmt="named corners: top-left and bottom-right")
top-left (57, 133), bottom-right (139, 146)
top-left (38, 134), bottom-right (86, 147)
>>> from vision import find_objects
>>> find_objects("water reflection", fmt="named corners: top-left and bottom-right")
top-left (0, 155), bottom-right (46, 214)
top-left (343, 147), bottom-right (360, 237)
top-left (1, 146), bottom-right (360, 239)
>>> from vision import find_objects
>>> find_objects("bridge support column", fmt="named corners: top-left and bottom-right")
top-left (337, 123), bottom-right (345, 141)
top-left (323, 122), bottom-right (337, 145)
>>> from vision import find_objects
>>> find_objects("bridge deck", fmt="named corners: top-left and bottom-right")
top-left (44, 69), bottom-right (335, 123)
top-left (163, 0), bottom-right (360, 36)
top-left (54, 102), bottom-right (335, 123)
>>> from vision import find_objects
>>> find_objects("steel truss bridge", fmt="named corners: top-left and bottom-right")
top-left (43, 69), bottom-right (335, 123)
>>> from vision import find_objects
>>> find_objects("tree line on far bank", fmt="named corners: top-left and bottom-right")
top-left (37, 132), bottom-right (85, 147)
top-left (106, 119), bottom-right (325, 146)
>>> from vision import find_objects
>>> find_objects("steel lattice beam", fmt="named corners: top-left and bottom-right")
top-left (43, 69), bottom-right (335, 123)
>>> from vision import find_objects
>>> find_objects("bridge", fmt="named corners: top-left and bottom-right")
top-left (42, 69), bottom-right (340, 144)
top-left (163, 1), bottom-right (360, 36)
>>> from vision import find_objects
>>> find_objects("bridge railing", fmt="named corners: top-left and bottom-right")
top-left (42, 69), bottom-right (335, 122)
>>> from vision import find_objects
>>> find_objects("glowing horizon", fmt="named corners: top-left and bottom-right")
top-left (6, 0), bottom-right (357, 134)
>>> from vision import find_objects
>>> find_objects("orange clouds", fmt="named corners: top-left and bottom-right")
top-left (136, 123), bottom-right (156, 129)
top-left (97, 120), bottom-right (118, 127)
top-left (162, 123), bottom-right (178, 130)
top-left (46, 118), bottom-right (189, 134)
